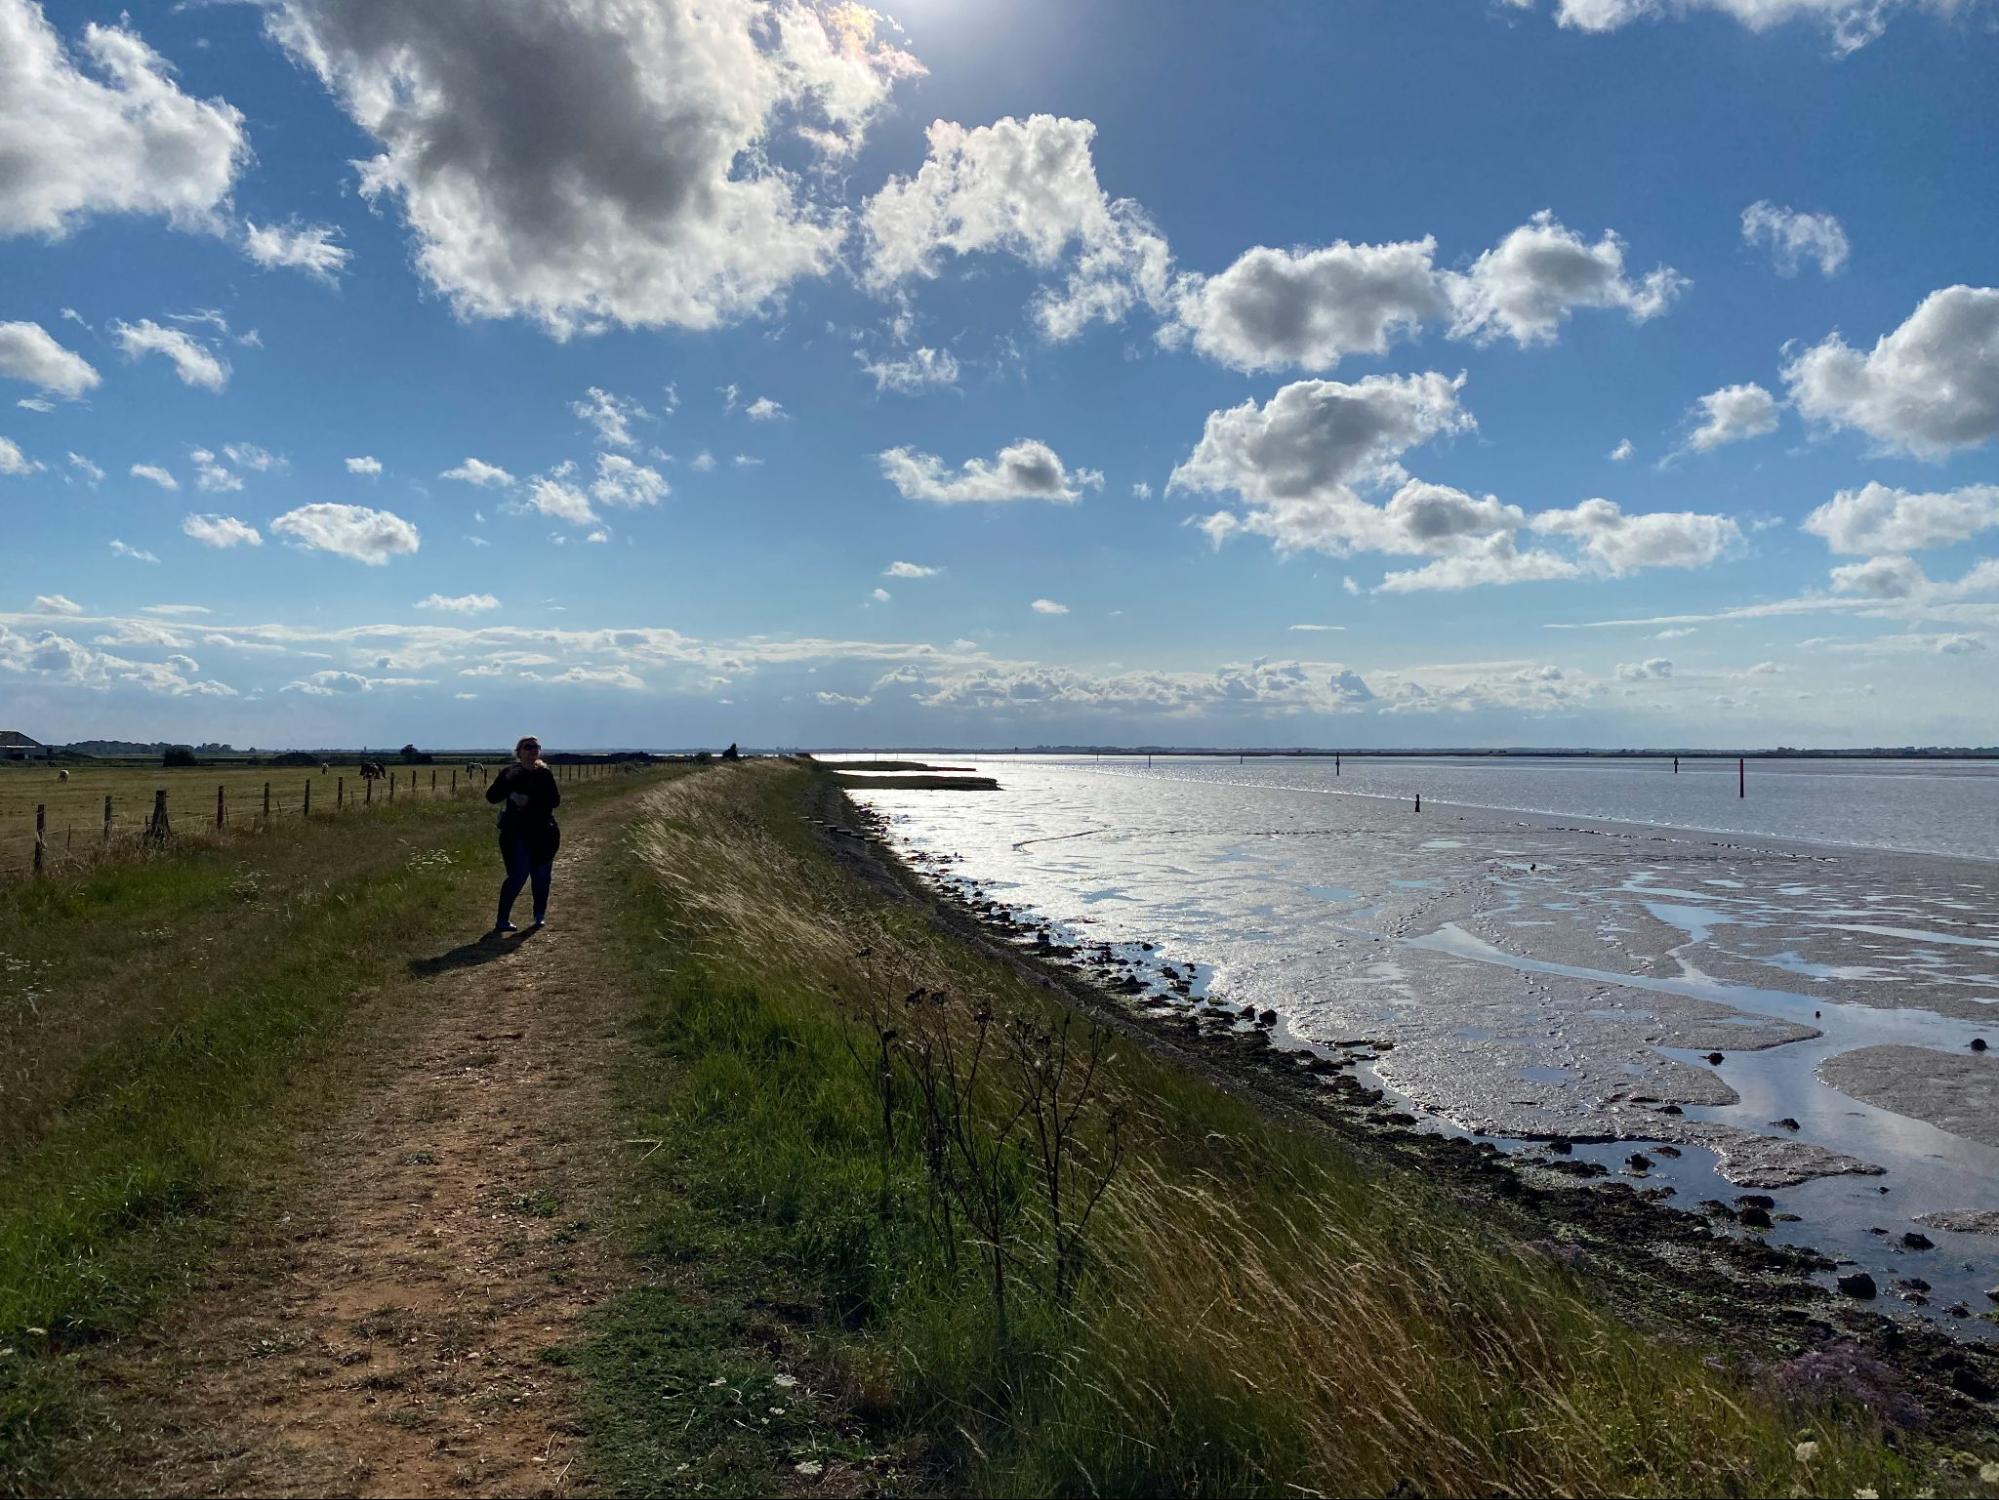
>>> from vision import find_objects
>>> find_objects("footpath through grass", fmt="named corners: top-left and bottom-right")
top-left (579, 761), bottom-right (1990, 1499)
top-left (0, 767), bottom-right (656, 1494)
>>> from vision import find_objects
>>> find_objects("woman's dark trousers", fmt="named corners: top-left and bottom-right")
top-left (497, 833), bottom-right (552, 926)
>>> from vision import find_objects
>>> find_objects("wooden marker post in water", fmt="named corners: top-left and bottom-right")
top-left (1738, 756), bottom-right (1745, 798)
top-left (1336, 753), bottom-right (1341, 776)
top-left (1415, 792), bottom-right (1422, 813)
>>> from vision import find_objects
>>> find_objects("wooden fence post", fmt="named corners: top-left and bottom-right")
top-left (338, 776), bottom-right (345, 811)
top-left (431, 769), bottom-right (437, 793)
top-left (33, 804), bottom-right (45, 875)
top-left (451, 769), bottom-right (458, 796)
top-left (304, 778), bottom-right (312, 817)
top-left (103, 794), bottom-right (112, 842)
top-left (216, 784), bottom-right (225, 830)
top-left (389, 771), bottom-right (396, 803)
top-left (366, 775), bottom-right (372, 807)
top-left (146, 788), bottom-right (171, 845)
top-left (263, 781), bottom-right (272, 825)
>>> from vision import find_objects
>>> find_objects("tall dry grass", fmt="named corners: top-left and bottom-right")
top-left (595, 763), bottom-right (1937, 1497)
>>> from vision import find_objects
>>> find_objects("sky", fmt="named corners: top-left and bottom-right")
top-left (3, 0), bottom-right (1998, 751)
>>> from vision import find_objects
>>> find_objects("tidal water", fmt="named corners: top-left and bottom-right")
top-left (838, 754), bottom-right (1999, 1330)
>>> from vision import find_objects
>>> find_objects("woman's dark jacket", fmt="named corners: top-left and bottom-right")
top-left (486, 762), bottom-right (562, 862)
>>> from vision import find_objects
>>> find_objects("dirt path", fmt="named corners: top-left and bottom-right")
top-left (140, 794), bottom-right (647, 1498)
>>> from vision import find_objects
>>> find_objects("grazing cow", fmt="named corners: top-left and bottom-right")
top-left (56, 768), bottom-right (69, 782)
top-left (359, 760), bottom-right (386, 781)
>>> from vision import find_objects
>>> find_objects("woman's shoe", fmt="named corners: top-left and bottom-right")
top-left (493, 921), bottom-right (518, 935)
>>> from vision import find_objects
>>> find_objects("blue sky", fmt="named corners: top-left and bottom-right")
top-left (4, 0), bottom-right (1997, 750)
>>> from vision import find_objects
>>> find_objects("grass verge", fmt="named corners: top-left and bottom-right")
top-left (0, 770), bottom-right (654, 1495)
top-left (579, 762), bottom-right (1983, 1497)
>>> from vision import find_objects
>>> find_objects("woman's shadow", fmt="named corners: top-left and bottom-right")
top-left (408, 926), bottom-right (540, 978)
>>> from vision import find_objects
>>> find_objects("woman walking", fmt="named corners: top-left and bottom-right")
top-left (486, 735), bottom-right (561, 933)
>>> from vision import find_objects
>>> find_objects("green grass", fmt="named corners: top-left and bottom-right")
top-left (0, 769), bottom-right (655, 1494)
top-left (0, 757), bottom-right (607, 879)
top-left (576, 762), bottom-right (1972, 1499)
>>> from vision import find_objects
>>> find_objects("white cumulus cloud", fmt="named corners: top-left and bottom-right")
top-left (526, 471), bottom-right (597, 526)
top-left (345, 455), bottom-right (382, 477)
top-left (1545, 0), bottom-right (1956, 53)
top-left (590, 452), bottom-right (669, 508)
top-left (0, 320), bottom-right (99, 397)
top-left (1828, 553), bottom-right (1929, 599)
top-left (1170, 238), bottom-right (1448, 372)
top-left (0, 0), bottom-right (248, 238)
top-left (130, 462), bottom-right (178, 490)
top-left (1741, 201), bottom-right (1848, 276)
top-left (1444, 211), bottom-right (1685, 347)
top-left (190, 448), bottom-right (241, 492)
top-left (112, 318), bottom-right (229, 389)
top-left (1783, 286), bottom-right (1999, 456)
top-left (269, 502), bottom-right (420, 564)
top-left (0, 436), bottom-right (39, 475)
top-left (862, 114), bottom-right (1171, 341)
top-left (222, 442), bottom-right (284, 473)
top-left (880, 438), bottom-right (1102, 504)
top-left (266, 0), bottom-right (922, 336)
top-left (859, 345), bottom-right (960, 393)
top-left (1615, 656), bottom-right (1674, 682)
top-left (1169, 372), bottom-right (1475, 555)
top-left (181, 513), bottom-right (261, 549)
top-left (1531, 498), bottom-right (1744, 574)
top-left (242, 219), bottom-right (351, 282)
top-left (572, 386), bottom-right (647, 448)
top-left (441, 456), bottom-right (515, 488)
top-left (885, 560), bottom-right (940, 578)
top-left (1803, 482), bottom-right (1999, 554)
top-left (1030, 598), bottom-right (1070, 614)
top-left (416, 592), bottom-right (500, 613)
top-left (109, 539), bottom-right (159, 563)
top-left (1687, 382), bottom-right (1781, 451)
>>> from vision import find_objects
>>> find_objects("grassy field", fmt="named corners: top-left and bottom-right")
top-left (0, 759), bottom-right (613, 878)
top-left (0, 765), bottom-right (664, 1492)
top-left (576, 762), bottom-right (1992, 1498)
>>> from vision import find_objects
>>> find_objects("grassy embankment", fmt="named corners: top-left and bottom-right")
top-left (581, 761), bottom-right (1981, 1498)
top-left (0, 765), bottom-right (657, 1492)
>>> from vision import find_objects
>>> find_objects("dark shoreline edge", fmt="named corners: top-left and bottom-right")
top-left (805, 774), bottom-right (1999, 1446)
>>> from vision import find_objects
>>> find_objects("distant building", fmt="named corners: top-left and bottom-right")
top-left (1, 731), bottom-right (51, 762)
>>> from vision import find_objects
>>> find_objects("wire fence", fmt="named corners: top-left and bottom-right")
top-left (9, 760), bottom-right (622, 881)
